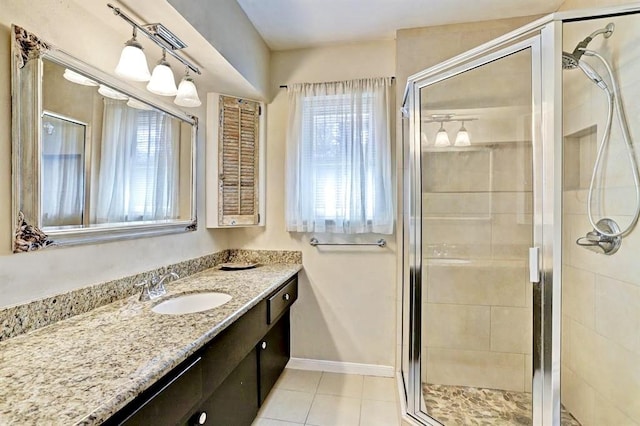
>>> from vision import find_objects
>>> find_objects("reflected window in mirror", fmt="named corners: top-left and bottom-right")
top-left (41, 112), bottom-right (86, 227)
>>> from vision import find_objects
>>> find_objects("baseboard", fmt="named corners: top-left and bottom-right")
top-left (286, 357), bottom-right (394, 377)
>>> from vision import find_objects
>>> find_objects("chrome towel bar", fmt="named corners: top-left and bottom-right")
top-left (309, 237), bottom-right (386, 247)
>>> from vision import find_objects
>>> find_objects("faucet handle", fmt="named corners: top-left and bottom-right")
top-left (136, 280), bottom-right (152, 301)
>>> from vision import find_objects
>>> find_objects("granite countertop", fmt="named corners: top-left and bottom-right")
top-left (0, 263), bottom-right (302, 425)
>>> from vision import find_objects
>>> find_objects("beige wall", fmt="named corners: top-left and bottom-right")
top-left (168, 0), bottom-right (271, 98)
top-left (561, 12), bottom-right (640, 425)
top-left (227, 41), bottom-right (398, 368)
top-left (0, 0), bottom-right (236, 308)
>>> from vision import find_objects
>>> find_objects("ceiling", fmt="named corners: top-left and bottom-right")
top-left (236, 0), bottom-right (565, 50)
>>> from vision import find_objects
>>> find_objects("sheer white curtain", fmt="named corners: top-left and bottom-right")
top-left (41, 115), bottom-right (85, 226)
top-left (285, 77), bottom-right (393, 234)
top-left (96, 99), bottom-right (179, 223)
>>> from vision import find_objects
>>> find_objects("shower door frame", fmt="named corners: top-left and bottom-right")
top-left (402, 26), bottom-right (561, 426)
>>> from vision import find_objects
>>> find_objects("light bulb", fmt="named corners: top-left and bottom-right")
top-left (434, 122), bottom-right (450, 147)
top-left (455, 122), bottom-right (471, 146)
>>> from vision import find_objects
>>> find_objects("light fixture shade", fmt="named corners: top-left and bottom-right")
top-left (115, 39), bottom-right (151, 82)
top-left (434, 124), bottom-right (450, 147)
top-left (98, 84), bottom-right (129, 100)
top-left (147, 61), bottom-right (178, 96)
top-left (127, 98), bottom-right (153, 110)
top-left (420, 131), bottom-right (429, 150)
top-left (63, 68), bottom-right (98, 86)
top-left (455, 127), bottom-right (471, 146)
top-left (174, 76), bottom-right (202, 107)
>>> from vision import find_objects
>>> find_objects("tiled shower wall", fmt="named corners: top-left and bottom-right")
top-left (561, 15), bottom-right (640, 426)
top-left (421, 142), bottom-right (533, 392)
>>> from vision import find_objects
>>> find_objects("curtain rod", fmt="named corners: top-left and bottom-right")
top-left (279, 76), bottom-right (395, 89)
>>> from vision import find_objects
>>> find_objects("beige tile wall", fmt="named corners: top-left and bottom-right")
top-left (422, 143), bottom-right (534, 392)
top-left (562, 12), bottom-right (640, 426)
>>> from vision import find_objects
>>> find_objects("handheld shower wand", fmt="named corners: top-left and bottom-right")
top-left (563, 23), bottom-right (640, 255)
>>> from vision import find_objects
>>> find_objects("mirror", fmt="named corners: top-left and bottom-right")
top-left (12, 26), bottom-right (196, 252)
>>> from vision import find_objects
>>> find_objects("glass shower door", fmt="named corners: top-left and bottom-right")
top-left (404, 39), bottom-right (544, 425)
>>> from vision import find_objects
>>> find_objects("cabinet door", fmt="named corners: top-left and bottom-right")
top-left (218, 94), bottom-right (260, 226)
top-left (197, 350), bottom-right (259, 426)
top-left (258, 313), bottom-right (291, 405)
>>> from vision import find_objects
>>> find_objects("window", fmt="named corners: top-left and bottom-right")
top-left (96, 100), bottom-right (179, 223)
top-left (285, 77), bottom-right (393, 234)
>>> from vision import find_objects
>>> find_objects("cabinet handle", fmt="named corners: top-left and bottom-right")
top-left (261, 341), bottom-right (267, 350)
top-left (283, 293), bottom-right (290, 301)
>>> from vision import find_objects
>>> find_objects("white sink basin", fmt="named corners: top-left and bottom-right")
top-left (152, 292), bottom-right (232, 315)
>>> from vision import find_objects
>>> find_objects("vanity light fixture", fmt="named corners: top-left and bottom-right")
top-left (108, 3), bottom-right (202, 107)
top-left (147, 50), bottom-right (178, 96)
top-left (455, 121), bottom-right (471, 146)
top-left (114, 28), bottom-right (151, 82)
top-left (434, 121), bottom-right (451, 147)
top-left (174, 68), bottom-right (202, 107)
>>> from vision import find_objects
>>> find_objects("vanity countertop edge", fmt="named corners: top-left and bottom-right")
top-left (0, 263), bottom-right (302, 425)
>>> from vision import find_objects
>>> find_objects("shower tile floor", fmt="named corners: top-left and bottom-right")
top-left (423, 383), bottom-right (581, 426)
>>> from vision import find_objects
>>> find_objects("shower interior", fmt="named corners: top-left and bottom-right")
top-left (402, 6), bottom-right (640, 426)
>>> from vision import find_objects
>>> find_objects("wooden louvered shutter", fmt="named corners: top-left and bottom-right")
top-left (218, 95), bottom-right (260, 225)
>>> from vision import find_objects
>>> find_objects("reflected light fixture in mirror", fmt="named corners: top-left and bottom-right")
top-left (455, 121), bottom-right (471, 146)
top-left (175, 69), bottom-right (202, 107)
top-left (420, 131), bottom-right (429, 150)
top-left (114, 28), bottom-right (151, 82)
top-left (127, 97), bottom-right (153, 110)
top-left (98, 84), bottom-right (129, 100)
top-left (434, 122), bottom-right (451, 147)
top-left (63, 68), bottom-right (98, 86)
top-left (147, 50), bottom-right (178, 96)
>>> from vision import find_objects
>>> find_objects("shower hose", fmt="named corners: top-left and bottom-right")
top-left (581, 48), bottom-right (640, 238)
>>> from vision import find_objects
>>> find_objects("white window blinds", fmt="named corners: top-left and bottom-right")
top-left (285, 77), bottom-right (393, 234)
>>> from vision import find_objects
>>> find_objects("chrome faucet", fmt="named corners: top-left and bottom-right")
top-left (138, 271), bottom-right (180, 301)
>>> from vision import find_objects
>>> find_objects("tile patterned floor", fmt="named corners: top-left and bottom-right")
top-left (422, 383), bottom-right (581, 426)
top-left (253, 369), bottom-right (401, 426)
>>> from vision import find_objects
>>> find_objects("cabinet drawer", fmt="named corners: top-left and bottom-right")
top-left (267, 277), bottom-right (297, 324)
top-left (119, 357), bottom-right (202, 426)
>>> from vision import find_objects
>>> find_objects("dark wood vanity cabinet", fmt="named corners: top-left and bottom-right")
top-left (258, 313), bottom-right (290, 405)
top-left (107, 275), bottom-right (297, 426)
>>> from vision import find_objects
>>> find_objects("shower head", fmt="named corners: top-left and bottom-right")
top-left (562, 51), bottom-right (579, 69)
top-left (562, 51), bottom-right (610, 92)
top-left (566, 22), bottom-right (615, 64)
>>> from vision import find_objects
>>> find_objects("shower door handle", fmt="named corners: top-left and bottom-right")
top-left (529, 247), bottom-right (540, 283)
